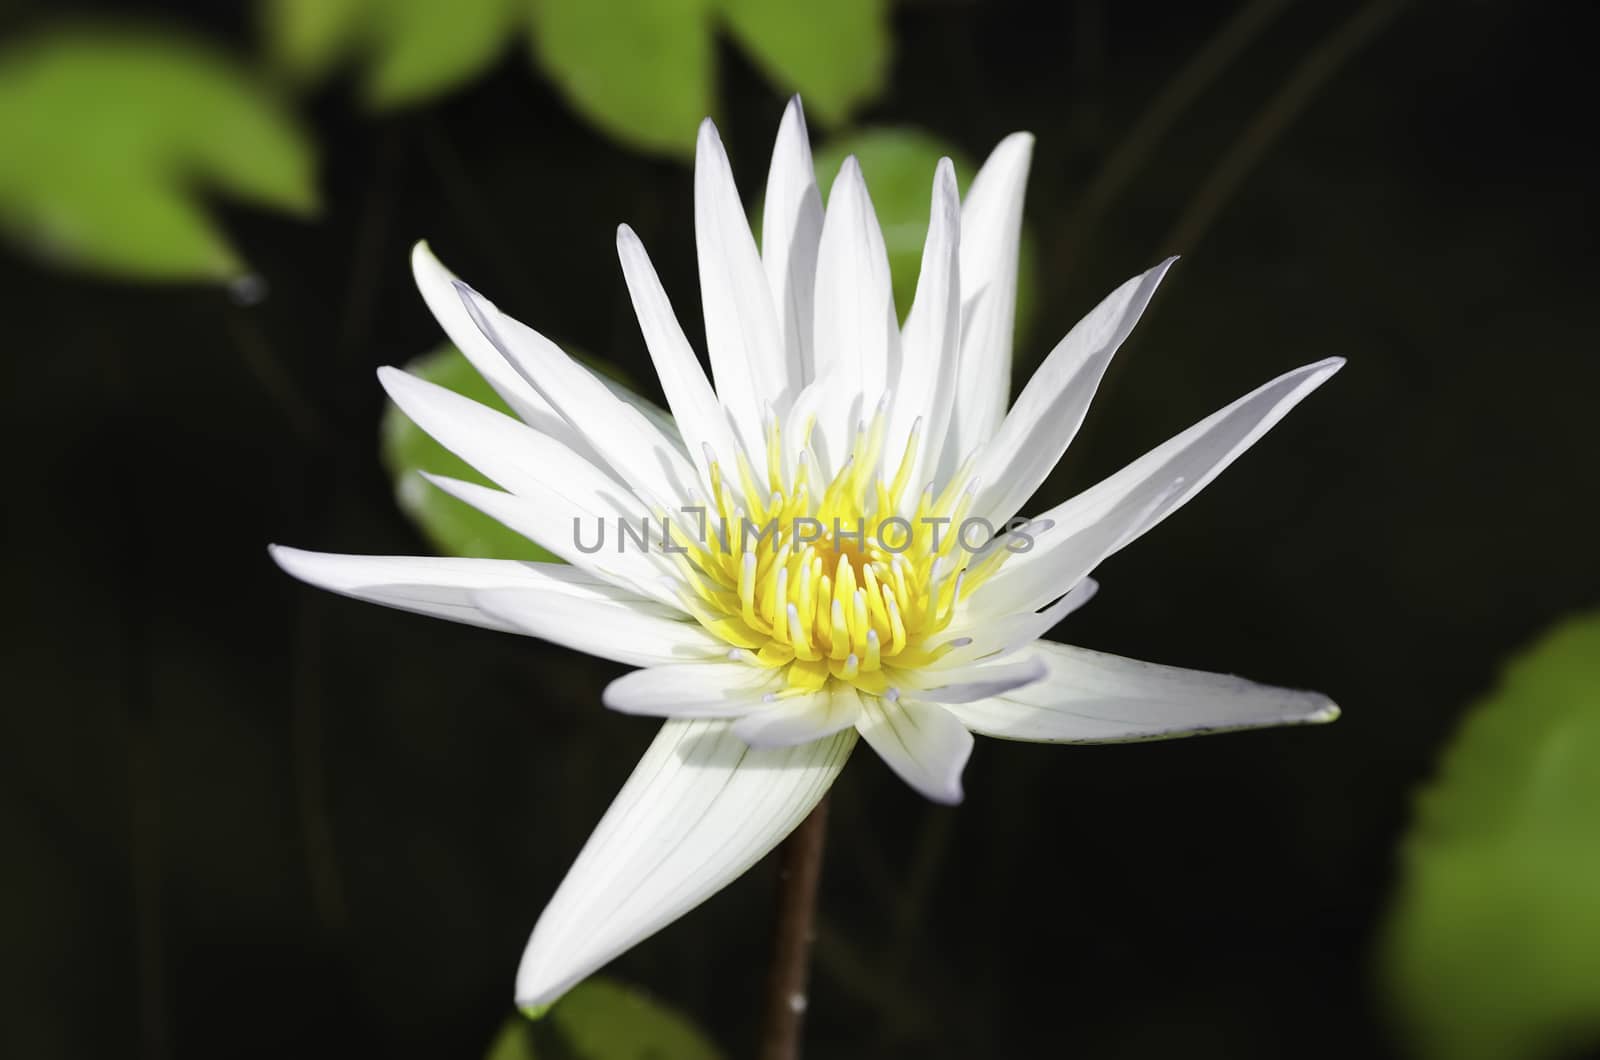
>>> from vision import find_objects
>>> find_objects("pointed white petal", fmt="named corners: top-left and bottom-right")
top-left (380, 370), bottom-right (682, 600)
top-left (470, 588), bottom-right (724, 667)
top-left (378, 366), bottom-right (618, 501)
top-left (939, 577), bottom-right (1100, 666)
top-left (412, 241), bottom-right (565, 436)
top-left (892, 158), bottom-right (962, 489)
top-left (421, 474), bottom-right (676, 604)
top-left (599, 373), bottom-right (686, 457)
top-left (616, 225), bottom-right (746, 490)
top-left (696, 119), bottom-right (789, 456)
top-left (988, 358), bottom-right (1344, 599)
top-left (966, 473), bottom-right (1187, 620)
top-left (857, 694), bottom-right (973, 805)
top-left (452, 282), bottom-right (699, 508)
top-left (784, 371), bottom-right (851, 482)
top-left (971, 259), bottom-right (1177, 524)
top-left (948, 132), bottom-right (1034, 465)
top-left (761, 97), bottom-right (824, 389)
top-left (813, 156), bottom-right (898, 419)
top-left (516, 720), bottom-right (855, 1007)
top-left (906, 654), bottom-right (1048, 704)
top-left (268, 547), bottom-right (653, 633)
top-left (733, 684), bottom-right (863, 748)
top-left (603, 661), bottom-right (782, 718)
top-left (944, 640), bottom-right (1339, 743)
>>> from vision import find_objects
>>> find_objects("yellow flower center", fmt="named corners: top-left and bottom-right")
top-left (666, 405), bottom-right (1018, 695)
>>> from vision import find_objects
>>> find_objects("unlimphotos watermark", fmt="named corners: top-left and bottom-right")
top-left (572, 510), bottom-right (1040, 556)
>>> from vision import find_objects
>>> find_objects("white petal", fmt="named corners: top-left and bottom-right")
top-left (412, 241), bottom-right (565, 436)
top-left (965, 472), bottom-right (1188, 620)
top-left (696, 119), bottom-right (789, 458)
top-left (380, 370), bottom-right (681, 598)
top-left (603, 661), bottom-right (782, 718)
top-left (421, 474), bottom-right (676, 604)
top-left (891, 158), bottom-right (962, 492)
top-left (470, 588), bottom-right (725, 667)
top-left (905, 654), bottom-right (1048, 704)
top-left (378, 366), bottom-right (619, 501)
top-left (761, 97), bottom-right (824, 389)
top-left (970, 259), bottom-right (1176, 524)
top-left (813, 156), bottom-right (898, 430)
top-left (940, 576), bottom-right (1100, 666)
top-left (733, 684), bottom-right (863, 748)
top-left (616, 225), bottom-right (746, 491)
top-left (598, 373), bottom-right (687, 457)
top-left (783, 371), bottom-right (849, 482)
top-left (947, 132), bottom-right (1034, 468)
top-left (857, 694), bottom-right (973, 805)
top-left (988, 358), bottom-right (1344, 600)
top-left (452, 282), bottom-right (699, 509)
top-left (516, 720), bottom-right (855, 1007)
top-left (268, 547), bottom-right (652, 633)
top-left (944, 640), bottom-right (1339, 743)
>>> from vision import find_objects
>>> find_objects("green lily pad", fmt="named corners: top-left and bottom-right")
top-left (488, 977), bottom-right (723, 1059)
top-left (260, 0), bottom-right (890, 158)
top-left (527, 0), bottom-right (713, 159)
top-left (718, 0), bottom-right (889, 128)
top-left (1383, 612), bottom-right (1600, 1060)
top-left (0, 27), bottom-right (316, 281)
top-left (263, 0), bottom-right (521, 108)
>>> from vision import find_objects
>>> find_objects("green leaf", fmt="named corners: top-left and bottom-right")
top-left (488, 977), bottom-right (724, 1059)
top-left (258, 0), bottom-right (891, 158)
top-left (379, 344), bottom-right (556, 562)
top-left (528, 0), bottom-right (713, 160)
top-left (259, 0), bottom-right (369, 85)
top-left (263, 0), bottom-right (519, 108)
top-left (718, 0), bottom-right (889, 127)
top-left (0, 27), bottom-right (317, 281)
top-left (1383, 613), bottom-right (1600, 1060)
top-left (364, 0), bottom-right (521, 108)
top-left (811, 128), bottom-right (1038, 335)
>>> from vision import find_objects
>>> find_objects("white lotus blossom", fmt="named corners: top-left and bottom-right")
top-left (272, 98), bottom-right (1342, 1009)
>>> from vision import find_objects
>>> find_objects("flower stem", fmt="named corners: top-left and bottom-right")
top-left (758, 794), bottom-right (831, 1060)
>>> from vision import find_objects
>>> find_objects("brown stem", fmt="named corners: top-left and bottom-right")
top-left (758, 795), bottom-right (831, 1060)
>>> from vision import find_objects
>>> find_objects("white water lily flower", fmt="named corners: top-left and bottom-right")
top-left (272, 98), bottom-right (1342, 1009)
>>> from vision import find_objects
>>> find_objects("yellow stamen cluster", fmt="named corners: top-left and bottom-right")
top-left (668, 406), bottom-right (1017, 694)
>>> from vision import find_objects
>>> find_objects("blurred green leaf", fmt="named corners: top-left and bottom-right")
top-left (527, 0), bottom-right (713, 159)
top-left (489, 977), bottom-right (724, 1059)
top-left (719, 0), bottom-right (888, 127)
top-left (0, 28), bottom-right (316, 281)
top-left (1383, 613), bottom-right (1600, 1060)
top-left (259, 0), bottom-right (369, 85)
top-left (364, 0), bottom-right (520, 107)
top-left (380, 344), bottom-right (556, 562)
top-left (259, 0), bottom-right (890, 157)
top-left (811, 128), bottom-right (1038, 334)
top-left (263, 0), bottom-right (520, 108)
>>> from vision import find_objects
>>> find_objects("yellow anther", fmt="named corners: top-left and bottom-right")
top-left (888, 419), bottom-right (920, 505)
top-left (738, 552), bottom-right (759, 627)
top-left (883, 588), bottom-right (908, 654)
top-left (851, 589), bottom-right (870, 655)
top-left (684, 384), bottom-right (980, 698)
top-left (815, 574), bottom-right (833, 646)
top-left (787, 604), bottom-right (818, 661)
top-left (829, 599), bottom-right (850, 660)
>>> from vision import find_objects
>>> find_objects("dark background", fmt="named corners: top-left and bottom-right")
top-left (6, 1), bottom-right (1599, 1057)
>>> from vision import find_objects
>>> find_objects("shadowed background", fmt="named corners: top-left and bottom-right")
top-left (5, 1), bottom-right (1598, 1057)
